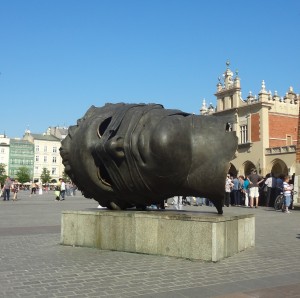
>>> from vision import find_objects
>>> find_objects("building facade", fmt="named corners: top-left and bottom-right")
top-left (8, 139), bottom-right (34, 179)
top-left (0, 134), bottom-right (10, 175)
top-left (203, 62), bottom-right (299, 186)
top-left (23, 130), bottom-right (64, 183)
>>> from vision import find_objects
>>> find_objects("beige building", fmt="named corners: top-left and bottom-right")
top-left (23, 130), bottom-right (64, 182)
top-left (0, 134), bottom-right (10, 175)
top-left (201, 62), bottom-right (299, 196)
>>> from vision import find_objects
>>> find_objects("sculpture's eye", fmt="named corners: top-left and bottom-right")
top-left (98, 117), bottom-right (112, 138)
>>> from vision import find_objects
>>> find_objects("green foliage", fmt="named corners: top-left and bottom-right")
top-left (16, 166), bottom-right (31, 184)
top-left (0, 163), bottom-right (7, 185)
top-left (40, 168), bottom-right (52, 184)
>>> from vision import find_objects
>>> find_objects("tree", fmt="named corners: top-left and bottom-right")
top-left (40, 168), bottom-right (52, 184)
top-left (62, 169), bottom-right (71, 182)
top-left (16, 167), bottom-right (31, 184)
top-left (0, 163), bottom-right (7, 185)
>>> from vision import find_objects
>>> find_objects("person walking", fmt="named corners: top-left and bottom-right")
top-left (232, 176), bottom-right (241, 206)
top-left (224, 174), bottom-right (233, 207)
top-left (54, 179), bottom-right (61, 201)
top-left (12, 181), bottom-right (19, 201)
top-left (248, 169), bottom-right (264, 208)
top-left (282, 175), bottom-right (292, 214)
top-left (30, 182), bottom-right (37, 196)
top-left (2, 177), bottom-right (13, 201)
top-left (275, 175), bottom-right (284, 199)
top-left (264, 173), bottom-right (276, 207)
top-left (243, 175), bottom-right (250, 207)
top-left (60, 178), bottom-right (66, 201)
top-left (173, 196), bottom-right (183, 210)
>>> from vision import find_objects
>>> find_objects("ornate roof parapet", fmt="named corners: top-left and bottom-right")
top-left (270, 87), bottom-right (299, 104)
top-left (233, 70), bottom-right (240, 88)
top-left (268, 87), bottom-right (299, 115)
top-left (214, 62), bottom-right (299, 115)
top-left (200, 99), bottom-right (208, 115)
top-left (216, 61), bottom-right (240, 93)
top-left (258, 80), bottom-right (272, 103)
top-left (272, 90), bottom-right (280, 101)
top-left (200, 99), bottom-right (215, 115)
top-left (246, 91), bottom-right (256, 104)
top-left (217, 77), bottom-right (222, 92)
top-left (208, 102), bottom-right (215, 114)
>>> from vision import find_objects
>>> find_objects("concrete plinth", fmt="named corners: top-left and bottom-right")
top-left (61, 210), bottom-right (255, 262)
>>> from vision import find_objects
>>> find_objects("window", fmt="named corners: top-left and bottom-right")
top-left (36, 145), bottom-right (39, 152)
top-left (44, 156), bottom-right (47, 162)
top-left (35, 156), bottom-right (39, 162)
top-left (52, 168), bottom-right (56, 175)
top-left (240, 125), bottom-right (248, 144)
top-left (287, 135), bottom-right (292, 146)
top-left (52, 156), bottom-right (57, 163)
top-left (53, 147), bottom-right (57, 153)
top-left (44, 146), bottom-right (47, 152)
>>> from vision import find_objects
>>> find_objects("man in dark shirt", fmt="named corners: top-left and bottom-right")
top-left (248, 169), bottom-right (264, 208)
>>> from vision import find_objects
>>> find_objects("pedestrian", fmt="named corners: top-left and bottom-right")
top-left (30, 182), bottom-right (37, 196)
top-left (248, 169), bottom-right (264, 208)
top-left (224, 174), bottom-right (233, 207)
top-left (232, 175), bottom-right (241, 206)
top-left (12, 181), bottom-right (19, 201)
top-left (289, 174), bottom-right (295, 210)
top-left (282, 175), bottom-right (292, 214)
top-left (60, 178), bottom-right (66, 200)
top-left (275, 175), bottom-right (284, 199)
top-left (238, 175), bottom-right (245, 206)
top-left (54, 180), bottom-right (61, 201)
top-left (243, 175), bottom-right (250, 207)
top-left (264, 173), bottom-right (276, 207)
top-left (173, 196), bottom-right (183, 210)
top-left (2, 177), bottom-right (13, 201)
top-left (164, 199), bottom-right (168, 208)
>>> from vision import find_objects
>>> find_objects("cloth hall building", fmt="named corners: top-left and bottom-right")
top-left (201, 62), bottom-right (299, 183)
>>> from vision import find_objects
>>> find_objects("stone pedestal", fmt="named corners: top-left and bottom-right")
top-left (61, 210), bottom-right (255, 262)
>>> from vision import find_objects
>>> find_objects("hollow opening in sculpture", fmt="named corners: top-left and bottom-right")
top-left (98, 117), bottom-right (112, 138)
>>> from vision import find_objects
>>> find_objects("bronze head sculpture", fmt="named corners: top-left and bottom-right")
top-left (60, 103), bottom-right (237, 214)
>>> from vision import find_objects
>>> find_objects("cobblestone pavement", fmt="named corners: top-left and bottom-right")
top-left (0, 191), bottom-right (300, 297)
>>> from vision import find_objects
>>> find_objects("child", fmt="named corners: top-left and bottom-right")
top-left (282, 175), bottom-right (292, 214)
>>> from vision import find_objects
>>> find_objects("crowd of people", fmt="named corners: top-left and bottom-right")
top-left (222, 169), bottom-right (294, 213)
top-left (1, 171), bottom-right (295, 214)
top-left (155, 169), bottom-right (294, 214)
top-left (0, 176), bottom-right (77, 202)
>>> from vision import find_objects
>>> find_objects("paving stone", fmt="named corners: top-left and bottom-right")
top-left (0, 191), bottom-right (300, 297)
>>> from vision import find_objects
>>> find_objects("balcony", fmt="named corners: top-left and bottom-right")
top-left (265, 145), bottom-right (296, 155)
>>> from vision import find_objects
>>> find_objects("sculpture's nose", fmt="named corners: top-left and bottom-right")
top-left (105, 136), bottom-right (125, 160)
top-left (94, 135), bottom-right (125, 164)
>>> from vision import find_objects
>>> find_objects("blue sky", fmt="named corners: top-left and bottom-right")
top-left (1, 0), bottom-right (299, 138)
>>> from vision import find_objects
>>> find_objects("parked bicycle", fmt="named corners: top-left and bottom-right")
top-left (274, 190), bottom-right (297, 211)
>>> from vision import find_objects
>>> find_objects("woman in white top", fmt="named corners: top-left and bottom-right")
top-left (282, 175), bottom-right (292, 213)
